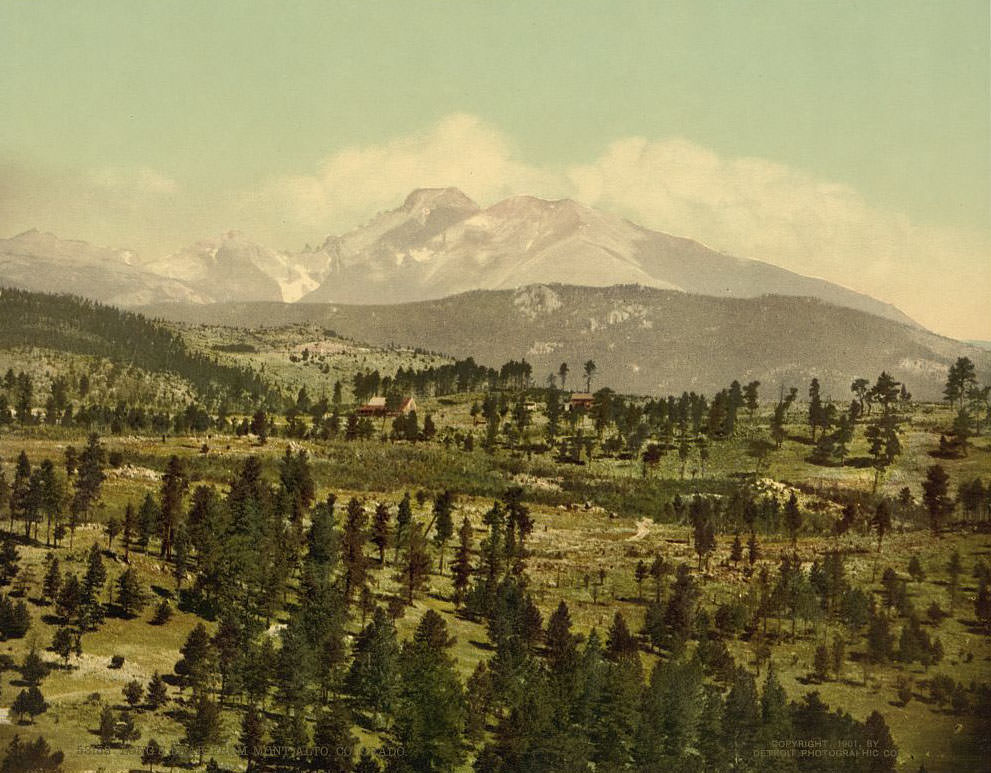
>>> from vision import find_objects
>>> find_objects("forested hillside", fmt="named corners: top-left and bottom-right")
top-left (141, 284), bottom-right (991, 399)
top-left (0, 287), bottom-right (266, 401)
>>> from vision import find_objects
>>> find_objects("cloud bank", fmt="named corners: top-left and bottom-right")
top-left (2, 113), bottom-right (988, 338)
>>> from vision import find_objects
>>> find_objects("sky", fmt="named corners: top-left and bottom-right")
top-left (1, 1), bottom-right (988, 338)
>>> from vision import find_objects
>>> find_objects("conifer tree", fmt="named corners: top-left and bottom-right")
top-left (238, 705), bottom-right (266, 773)
top-left (721, 667), bottom-right (759, 769)
top-left (121, 501), bottom-right (135, 561)
top-left (341, 498), bottom-right (370, 604)
top-left (922, 465), bottom-right (953, 535)
top-left (397, 523), bottom-right (431, 605)
top-left (872, 499), bottom-right (892, 554)
top-left (346, 607), bottom-right (400, 728)
top-left (451, 517), bottom-right (474, 607)
top-left (394, 492), bottom-right (412, 563)
top-left (864, 711), bottom-right (898, 772)
top-left (158, 455), bottom-right (187, 559)
top-left (70, 434), bottom-right (105, 547)
top-left (371, 502), bottom-right (391, 566)
top-left (430, 490), bottom-right (455, 574)
top-left (9, 452), bottom-right (30, 537)
top-left (784, 492), bottom-right (802, 547)
top-left (142, 738), bottom-right (164, 772)
top-left (116, 568), bottom-right (147, 617)
top-left (388, 610), bottom-right (466, 772)
top-left (42, 556), bottom-right (61, 604)
top-left (183, 694), bottom-right (225, 765)
top-left (81, 543), bottom-right (106, 623)
top-left (313, 704), bottom-right (357, 772)
top-left (147, 671), bottom-right (168, 709)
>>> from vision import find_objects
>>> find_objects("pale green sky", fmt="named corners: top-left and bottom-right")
top-left (1, 1), bottom-right (989, 336)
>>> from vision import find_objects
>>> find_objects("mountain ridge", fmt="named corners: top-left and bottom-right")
top-left (1, 189), bottom-right (917, 327)
top-left (297, 189), bottom-right (917, 328)
top-left (138, 283), bottom-right (987, 400)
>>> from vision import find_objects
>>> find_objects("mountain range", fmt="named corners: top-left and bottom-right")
top-left (1, 189), bottom-right (914, 326)
top-left (140, 284), bottom-right (990, 399)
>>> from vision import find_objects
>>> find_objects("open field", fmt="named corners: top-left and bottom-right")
top-left (0, 387), bottom-right (988, 771)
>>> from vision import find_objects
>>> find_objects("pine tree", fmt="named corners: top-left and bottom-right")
top-left (757, 664), bottom-right (792, 772)
top-left (636, 656), bottom-right (703, 765)
top-left (98, 705), bottom-right (116, 746)
top-left (147, 671), bottom-right (168, 709)
top-left (591, 654), bottom-right (641, 770)
top-left (371, 502), bottom-right (391, 566)
top-left (306, 495), bottom-right (338, 572)
top-left (50, 626), bottom-right (77, 667)
top-left (56, 573), bottom-right (82, 622)
top-left (450, 517), bottom-right (474, 607)
top-left (34, 460), bottom-right (62, 546)
top-left (944, 357), bottom-right (977, 408)
top-left (341, 498), bottom-right (370, 603)
top-left (864, 711), bottom-right (898, 772)
top-left (10, 687), bottom-right (46, 727)
top-left (545, 600), bottom-right (579, 676)
top-left (238, 705), bottom-right (266, 773)
top-left (158, 455), bottom-right (187, 559)
top-left (175, 623), bottom-right (216, 694)
top-left (70, 434), bottom-right (105, 547)
top-left (808, 377), bottom-right (824, 441)
top-left (137, 491), bottom-right (158, 552)
top-left (121, 501), bottom-right (135, 561)
top-left (604, 611), bottom-right (639, 663)
top-left (116, 568), bottom-right (147, 617)
top-left (394, 492), bottom-right (412, 563)
top-left (142, 738), bottom-right (164, 772)
top-left (42, 556), bottom-right (61, 604)
top-left (431, 490), bottom-right (455, 575)
top-left (123, 679), bottom-right (144, 708)
top-left (9, 452), bottom-right (30, 537)
top-left (151, 598), bottom-right (172, 625)
top-left (730, 533), bottom-right (743, 565)
top-left (947, 550), bottom-right (962, 611)
top-left (865, 411), bottom-right (902, 493)
top-left (81, 543), bottom-right (106, 608)
top-left (397, 523), bottom-right (431, 605)
top-left (721, 667), bottom-right (759, 769)
top-left (346, 606), bottom-right (400, 727)
top-left (784, 492), bottom-right (802, 546)
top-left (313, 704), bottom-right (357, 772)
top-left (922, 465), bottom-right (953, 535)
top-left (184, 695), bottom-right (225, 765)
top-left (388, 610), bottom-right (466, 771)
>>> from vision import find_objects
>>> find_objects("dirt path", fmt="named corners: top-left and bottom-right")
top-left (627, 518), bottom-right (652, 541)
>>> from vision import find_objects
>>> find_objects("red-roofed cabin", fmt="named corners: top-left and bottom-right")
top-left (568, 392), bottom-right (595, 411)
top-left (357, 396), bottom-right (417, 417)
top-left (395, 397), bottom-right (417, 416)
top-left (357, 396), bottom-right (388, 416)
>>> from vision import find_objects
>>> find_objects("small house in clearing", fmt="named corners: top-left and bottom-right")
top-left (357, 396), bottom-right (388, 417)
top-left (568, 392), bottom-right (595, 411)
top-left (357, 396), bottom-right (417, 417)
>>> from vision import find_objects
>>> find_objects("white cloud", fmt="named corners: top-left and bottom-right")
top-left (243, 113), bottom-right (558, 235)
top-left (2, 114), bottom-right (987, 337)
top-left (566, 135), bottom-right (989, 338)
top-left (239, 115), bottom-right (988, 337)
